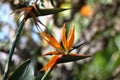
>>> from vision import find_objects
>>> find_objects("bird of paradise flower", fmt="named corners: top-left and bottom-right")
top-left (12, 0), bottom-right (68, 31)
top-left (40, 24), bottom-right (91, 71)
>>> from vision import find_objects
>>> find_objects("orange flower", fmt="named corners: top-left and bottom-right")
top-left (40, 24), bottom-right (91, 71)
top-left (12, 1), bottom-right (40, 19)
top-left (12, 1), bottom-right (45, 31)
top-left (12, 1), bottom-right (68, 31)
top-left (80, 5), bottom-right (93, 17)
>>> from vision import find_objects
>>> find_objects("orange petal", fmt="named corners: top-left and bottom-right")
top-left (42, 51), bottom-right (61, 56)
top-left (11, 6), bottom-right (33, 14)
top-left (40, 32), bottom-right (62, 50)
top-left (67, 26), bottom-right (74, 50)
top-left (40, 55), bottom-right (59, 71)
top-left (62, 24), bottom-right (67, 50)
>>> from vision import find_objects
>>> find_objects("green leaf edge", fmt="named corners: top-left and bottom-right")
top-left (8, 59), bottom-right (34, 80)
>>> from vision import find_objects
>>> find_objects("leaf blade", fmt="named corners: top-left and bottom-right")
top-left (9, 59), bottom-right (34, 80)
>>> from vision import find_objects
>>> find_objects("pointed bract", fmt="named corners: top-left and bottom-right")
top-left (37, 8), bottom-right (69, 16)
top-left (58, 53), bottom-right (91, 63)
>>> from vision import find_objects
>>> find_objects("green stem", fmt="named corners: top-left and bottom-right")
top-left (41, 67), bottom-right (54, 80)
top-left (2, 19), bottom-right (26, 80)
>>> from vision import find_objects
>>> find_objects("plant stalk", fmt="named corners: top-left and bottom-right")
top-left (2, 19), bottom-right (26, 80)
top-left (41, 67), bottom-right (54, 80)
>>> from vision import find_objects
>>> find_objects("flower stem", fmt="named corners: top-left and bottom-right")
top-left (41, 67), bottom-right (53, 80)
top-left (2, 19), bottom-right (26, 80)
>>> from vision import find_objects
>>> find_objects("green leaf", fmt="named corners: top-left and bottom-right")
top-left (9, 59), bottom-right (34, 80)
top-left (35, 8), bottom-right (69, 16)
top-left (115, 35), bottom-right (120, 50)
top-left (58, 54), bottom-right (91, 63)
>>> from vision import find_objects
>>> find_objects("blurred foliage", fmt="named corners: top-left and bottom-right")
top-left (0, 0), bottom-right (120, 80)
